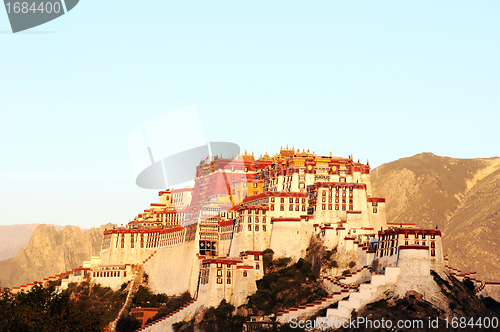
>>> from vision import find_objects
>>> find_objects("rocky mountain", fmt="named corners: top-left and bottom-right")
top-left (0, 224), bottom-right (39, 261)
top-left (0, 224), bottom-right (67, 261)
top-left (0, 223), bottom-right (114, 288)
top-left (371, 153), bottom-right (500, 282)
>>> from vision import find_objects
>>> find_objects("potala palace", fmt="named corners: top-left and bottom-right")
top-left (11, 147), bottom-right (500, 331)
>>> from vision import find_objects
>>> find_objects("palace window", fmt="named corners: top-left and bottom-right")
top-left (280, 205), bottom-right (284, 211)
top-left (271, 205), bottom-right (274, 211)
top-left (431, 249), bottom-right (436, 257)
top-left (253, 183), bottom-right (258, 188)
top-left (328, 204), bottom-right (332, 210)
top-left (289, 197), bottom-right (294, 203)
top-left (373, 207), bottom-right (377, 213)
top-left (281, 198), bottom-right (285, 203)
top-left (302, 205), bottom-right (306, 211)
top-left (217, 278), bottom-right (222, 284)
top-left (431, 242), bottom-right (435, 248)
top-left (263, 226), bottom-right (266, 232)
top-left (422, 234), bottom-right (426, 239)
top-left (227, 271), bottom-right (231, 277)
top-left (245, 167), bottom-right (248, 172)
top-left (255, 226), bottom-right (259, 231)
top-left (342, 205), bottom-right (346, 211)
top-left (302, 198), bottom-right (306, 203)
top-left (431, 234), bottom-right (435, 239)
top-left (335, 198), bottom-right (339, 203)
top-left (289, 205), bottom-right (293, 211)
top-left (271, 197), bottom-right (275, 202)
top-left (227, 278), bottom-right (231, 284)
top-left (248, 225), bottom-right (251, 231)
top-left (405, 241), bottom-right (408, 245)
top-left (243, 271), bottom-right (248, 277)
top-left (335, 205), bottom-right (339, 210)
top-left (263, 217), bottom-right (266, 223)
top-left (295, 205), bottom-right (299, 211)
top-left (217, 270), bottom-right (222, 277)
top-left (322, 204), bottom-right (326, 210)
top-left (256, 263), bottom-right (260, 269)
top-left (405, 233), bottom-right (409, 238)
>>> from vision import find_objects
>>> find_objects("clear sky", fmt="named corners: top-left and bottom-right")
top-left (1, 1), bottom-right (499, 228)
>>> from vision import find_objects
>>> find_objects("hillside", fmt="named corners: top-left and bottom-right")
top-left (0, 223), bottom-right (114, 288)
top-left (0, 224), bottom-right (39, 261)
top-left (371, 153), bottom-right (500, 281)
top-left (0, 224), bottom-right (67, 261)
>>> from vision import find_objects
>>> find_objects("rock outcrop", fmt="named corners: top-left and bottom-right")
top-left (0, 223), bottom-right (114, 288)
top-left (0, 224), bottom-right (40, 261)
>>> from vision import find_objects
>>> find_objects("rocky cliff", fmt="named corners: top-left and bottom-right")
top-left (0, 223), bottom-right (114, 288)
top-left (0, 224), bottom-right (40, 261)
top-left (371, 153), bottom-right (500, 282)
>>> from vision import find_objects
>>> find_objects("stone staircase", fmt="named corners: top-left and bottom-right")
top-left (316, 267), bottom-right (400, 324)
top-left (110, 250), bottom-right (157, 332)
top-left (276, 291), bottom-right (352, 323)
top-left (276, 267), bottom-right (373, 323)
top-left (136, 299), bottom-right (202, 332)
top-left (10, 266), bottom-right (90, 294)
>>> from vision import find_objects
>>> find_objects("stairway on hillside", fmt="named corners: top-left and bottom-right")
top-left (136, 299), bottom-right (203, 332)
top-left (316, 267), bottom-right (400, 324)
top-left (110, 251), bottom-right (157, 332)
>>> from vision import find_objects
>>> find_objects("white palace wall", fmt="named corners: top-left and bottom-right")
top-left (144, 239), bottom-right (198, 296)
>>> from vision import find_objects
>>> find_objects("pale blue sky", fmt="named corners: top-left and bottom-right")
top-left (1, 1), bottom-right (499, 228)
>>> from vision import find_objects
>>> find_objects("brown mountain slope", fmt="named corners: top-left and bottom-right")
top-left (371, 153), bottom-right (500, 282)
top-left (0, 223), bottom-right (114, 288)
top-left (0, 224), bottom-right (39, 261)
top-left (0, 224), bottom-right (67, 261)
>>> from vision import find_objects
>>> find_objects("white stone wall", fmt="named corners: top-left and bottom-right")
top-left (91, 267), bottom-right (132, 291)
top-left (269, 221), bottom-right (302, 260)
top-left (397, 248), bottom-right (430, 277)
top-left (144, 240), bottom-right (198, 296)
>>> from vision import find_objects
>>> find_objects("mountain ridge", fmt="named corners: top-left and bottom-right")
top-left (372, 153), bottom-right (500, 281)
top-left (0, 223), bottom-right (114, 288)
